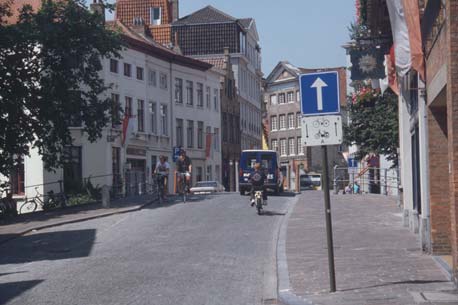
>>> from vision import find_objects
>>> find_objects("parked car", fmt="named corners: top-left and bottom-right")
top-left (190, 181), bottom-right (225, 194)
top-left (300, 173), bottom-right (322, 190)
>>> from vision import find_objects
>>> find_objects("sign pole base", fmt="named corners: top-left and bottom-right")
top-left (321, 145), bottom-right (336, 292)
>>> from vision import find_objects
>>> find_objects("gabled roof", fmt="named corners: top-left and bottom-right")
top-left (238, 18), bottom-right (253, 29)
top-left (265, 61), bottom-right (302, 84)
top-left (173, 5), bottom-right (237, 26)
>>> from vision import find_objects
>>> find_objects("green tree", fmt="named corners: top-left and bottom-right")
top-left (343, 87), bottom-right (399, 166)
top-left (0, 0), bottom-right (123, 177)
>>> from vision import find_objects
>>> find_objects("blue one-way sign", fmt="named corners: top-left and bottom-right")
top-left (300, 71), bottom-right (340, 117)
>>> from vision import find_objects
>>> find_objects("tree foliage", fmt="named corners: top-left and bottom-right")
top-left (0, 0), bottom-right (123, 177)
top-left (343, 87), bottom-right (399, 166)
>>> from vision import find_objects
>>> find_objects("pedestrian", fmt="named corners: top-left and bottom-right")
top-left (353, 181), bottom-right (360, 194)
top-left (345, 184), bottom-right (352, 194)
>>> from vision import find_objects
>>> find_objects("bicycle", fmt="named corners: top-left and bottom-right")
top-left (153, 172), bottom-right (167, 204)
top-left (19, 187), bottom-right (68, 214)
top-left (177, 172), bottom-right (190, 203)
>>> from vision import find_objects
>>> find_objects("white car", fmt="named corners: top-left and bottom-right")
top-left (190, 181), bottom-right (225, 194)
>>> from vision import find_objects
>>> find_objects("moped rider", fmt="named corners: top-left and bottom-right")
top-left (249, 163), bottom-right (267, 207)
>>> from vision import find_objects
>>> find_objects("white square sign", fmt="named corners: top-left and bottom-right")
top-left (301, 115), bottom-right (343, 147)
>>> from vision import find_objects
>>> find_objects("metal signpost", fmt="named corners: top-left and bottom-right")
top-left (300, 71), bottom-right (342, 292)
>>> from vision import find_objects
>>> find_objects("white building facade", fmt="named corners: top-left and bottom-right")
top-left (4, 28), bottom-right (222, 200)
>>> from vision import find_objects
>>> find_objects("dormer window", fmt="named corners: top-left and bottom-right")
top-left (150, 7), bottom-right (161, 25)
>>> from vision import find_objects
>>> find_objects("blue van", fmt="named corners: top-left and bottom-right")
top-left (239, 150), bottom-right (284, 195)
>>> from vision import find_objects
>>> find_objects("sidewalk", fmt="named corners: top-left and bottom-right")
top-left (0, 194), bottom-right (156, 245)
top-left (278, 191), bottom-right (457, 305)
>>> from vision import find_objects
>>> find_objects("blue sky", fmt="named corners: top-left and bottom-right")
top-left (180, 0), bottom-right (356, 75)
top-left (104, 0), bottom-right (356, 75)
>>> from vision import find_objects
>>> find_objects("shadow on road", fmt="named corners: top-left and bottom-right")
top-left (260, 210), bottom-right (287, 216)
top-left (0, 280), bottom-right (43, 305)
top-left (0, 229), bottom-right (96, 265)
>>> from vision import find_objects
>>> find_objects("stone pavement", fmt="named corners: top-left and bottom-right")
top-left (0, 194), bottom-right (157, 245)
top-left (278, 191), bottom-right (457, 305)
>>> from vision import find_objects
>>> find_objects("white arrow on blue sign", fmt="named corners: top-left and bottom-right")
top-left (300, 71), bottom-right (340, 117)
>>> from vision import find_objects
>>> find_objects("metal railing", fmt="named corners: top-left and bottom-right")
top-left (1, 171), bottom-right (161, 217)
top-left (333, 166), bottom-right (400, 196)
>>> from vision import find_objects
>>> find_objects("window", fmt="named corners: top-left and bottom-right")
top-left (206, 165), bottom-right (212, 181)
top-left (151, 155), bottom-right (157, 174)
top-left (124, 63), bottom-right (131, 77)
top-left (280, 139), bottom-right (287, 156)
top-left (296, 112), bottom-right (302, 129)
top-left (297, 137), bottom-right (304, 155)
top-left (9, 157), bottom-right (24, 195)
top-left (176, 119), bottom-right (183, 147)
top-left (160, 72), bottom-right (168, 89)
top-left (270, 115), bottom-right (278, 131)
top-left (271, 139), bottom-right (278, 152)
top-left (136, 67), bottom-right (144, 80)
top-left (297, 91), bottom-right (300, 103)
top-left (197, 83), bottom-right (204, 107)
top-left (148, 69), bottom-right (157, 86)
top-left (288, 113), bottom-right (295, 129)
top-left (150, 7), bottom-right (161, 25)
top-left (175, 78), bottom-right (183, 103)
top-left (187, 120), bottom-right (194, 148)
top-left (112, 147), bottom-right (121, 187)
top-left (111, 93), bottom-right (120, 127)
top-left (279, 114), bottom-right (286, 129)
top-left (289, 138), bottom-right (295, 155)
top-left (270, 94), bottom-right (277, 105)
top-left (287, 91), bottom-right (295, 102)
top-left (278, 93), bottom-right (286, 104)
top-left (214, 128), bottom-right (220, 152)
top-left (137, 100), bottom-right (144, 132)
top-left (215, 165), bottom-right (220, 183)
top-left (206, 126), bottom-right (212, 152)
top-left (213, 88), bottom-right (219, 111)
top-left (197, 121), bottom-right (204, 149)
top-left (110, 59), bottom-right (118, 73)
top-left (160, 105), bottom-right (168, 136)
top-left (125, 97), bottom-right (132, 117)
top-left (149, 101), bottom-right (157, 134)
top-left (206, 86), bottom-right (211, 108)
top-left (186, 81), bottom-right (193, 105)
top-left (63, 146), bottom-right (82, 194)
top-left (196, 167), bottom-right (203, 182)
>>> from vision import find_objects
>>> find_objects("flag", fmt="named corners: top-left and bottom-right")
top-left (386, 0), bottom-right (424, 79)
top-left (121, 115), bottom-right (135, 147)
top-left (387, 46), bottom-right (400, 95)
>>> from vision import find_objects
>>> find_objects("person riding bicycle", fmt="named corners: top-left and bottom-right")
top-left (249, 163), bottom-right (267, 207)
top-left (154, 155), bottom-right (170, 198)
top-left (176, 150), bottom-right (192, 193)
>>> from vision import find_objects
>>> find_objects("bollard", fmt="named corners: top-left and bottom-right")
top-left (102, 185), bottom-right (110, 208)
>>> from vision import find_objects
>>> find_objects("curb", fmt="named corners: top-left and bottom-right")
top-left (276, 194), bottom-right (314, 305)
top-left (0, 199), bottom-right (154, 246)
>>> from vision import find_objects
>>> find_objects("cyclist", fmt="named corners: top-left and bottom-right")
top-left (176, 150), bottom-right (192, 193)
top-left (154, 155), bottom-right (170, 199)
top-left (249, 163), bottom-right (267, 207)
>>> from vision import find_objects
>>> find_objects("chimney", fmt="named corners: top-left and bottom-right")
top-left (170, 0), bottom-right (179, 22)
top-left (172, 31), bottom-right (182, 54)
top-left (223, 47), bottom-right (230, 67)
top-left (90, 0), bottom-right (105, 23)
top-left (132, 17), bottom-right (147, 36)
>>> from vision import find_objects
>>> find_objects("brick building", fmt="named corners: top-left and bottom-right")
top-left (360, 0), bottom-right (457, 282)
top-left (264, 62), bottom-right (347, 190)
top-left (171, 6), bottom-right (263, 151)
